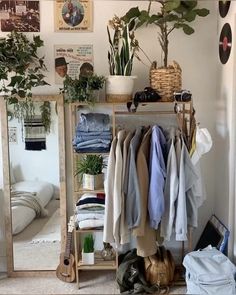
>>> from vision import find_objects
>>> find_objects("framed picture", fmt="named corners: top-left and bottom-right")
top-left (0, 0), bottom-right (40, 32)
top-left (8, 127), bottom-right (18, 144)
top-left (54, 44), bottom-right (93, 84)
top-left (54, 0), bottom-right (93, 32)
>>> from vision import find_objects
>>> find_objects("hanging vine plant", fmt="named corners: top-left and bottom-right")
top-left (0, 31), bottom-right (52, 132)
top-left (40, 101), bottom-right (51, 133)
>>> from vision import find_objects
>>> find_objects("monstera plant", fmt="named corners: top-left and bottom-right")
top-left (0, 31), bottom-right (51, 131)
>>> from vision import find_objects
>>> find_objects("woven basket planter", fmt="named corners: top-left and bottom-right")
top-left (150, 61), bottom-right (182, 102)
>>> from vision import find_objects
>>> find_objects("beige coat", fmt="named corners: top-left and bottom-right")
top-left (135, 128), bottom-right (158, 257)
top-left (103, 137), bottom-right (117, 243)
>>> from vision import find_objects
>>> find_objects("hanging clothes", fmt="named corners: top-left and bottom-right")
top-left (132, 127), bottom-right (159, 257)
top-left (103, 136), bottom-right (117, 243)
top-left (120, 131), bottom-right (133, 245)
top-left (124, 127), bottom-right (143, 229)
top-left (175, 137), bottom-right (198, 241)
top-left (133, 127), bottom-right (151, 237)
top-left (148, 125), bottom-right (166, 230)
top-left (113, 130), bottom-right (127, 245)
top-left (160, 128), bottom-right (179, 241)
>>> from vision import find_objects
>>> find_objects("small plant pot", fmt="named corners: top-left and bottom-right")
top-left (82, 251), bottom-right (95, 265)
top-left (82, 173), bottom-right (104, 190)
top-left (105, 75), bottom-right (136, 102)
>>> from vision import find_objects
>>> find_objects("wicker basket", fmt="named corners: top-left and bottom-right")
top-left (150, 61), bottom-right (182, 102)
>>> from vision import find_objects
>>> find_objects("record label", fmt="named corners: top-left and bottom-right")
top-left (219, 1), bottom-right (231, 18)
top-left (219, 23), bottom-right (232, 64)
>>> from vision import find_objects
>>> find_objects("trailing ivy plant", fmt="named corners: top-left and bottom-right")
top-left (0, 31), bottom-right (51, 131)
top-left (40, 101), bottom-right (51, 133)
top-left (62, 74), bottom-right (105, 104)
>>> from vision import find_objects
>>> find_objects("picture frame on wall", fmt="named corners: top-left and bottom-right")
top-left (54, 0), bottom-right (93, 32)
top-left (8, 127), bottom-right (18, 144)
top-left (0, 0), bottom-right (40, 32)
top-left (54, 44), bottom-right (93, 84)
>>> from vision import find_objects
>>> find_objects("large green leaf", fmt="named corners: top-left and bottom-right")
top-left (181, 24), bottom-right (195, 34)
top-left (195, 8), bottom-right (210, 17)
top-left (148, 14), bottom-right (162, 24)
top-left (174, 1), bottom-right (197, 13)
top-left (164, 0), bottom-right (181, 12)
top-left (183, 11), bottom-right (197, 22)
top-left (122, 7), bottom-right (141, 23)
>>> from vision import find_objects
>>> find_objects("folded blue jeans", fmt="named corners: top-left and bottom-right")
top-left (77, 113), bottom-right (110, 132)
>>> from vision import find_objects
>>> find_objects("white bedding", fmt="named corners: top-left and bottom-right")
top-left (11, 181), bottom-right (54, 235)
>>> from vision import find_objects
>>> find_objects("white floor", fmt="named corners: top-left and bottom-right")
top-left (0, 271), bottom-right (186, 294)
top-left (13, 199), bottom-right (60, 270)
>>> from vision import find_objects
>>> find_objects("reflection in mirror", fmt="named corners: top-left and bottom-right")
top-left (8, 101), bottom-right (61, 271)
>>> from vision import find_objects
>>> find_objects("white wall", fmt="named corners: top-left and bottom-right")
top-left (215, 2), bottom-right (236, 260)
top-left (0, 0), bottom-right (218, 271)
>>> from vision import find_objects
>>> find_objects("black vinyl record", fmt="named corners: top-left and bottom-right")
top-left (219, 23), bottom-right (232, 64)
top-left (219, 1), bottom-right (231, 18)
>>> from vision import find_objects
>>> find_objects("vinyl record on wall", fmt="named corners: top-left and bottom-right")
top-left (219, 1), bottom-right (231, 18)
top-left (219, 23), bottom-right (232, 64)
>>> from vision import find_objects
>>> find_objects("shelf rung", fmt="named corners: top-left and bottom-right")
top-left (77, 252), bottom-right (116, 270)
top-left (73, 151), bottom-right (110, 156)
top-left (76, 228), bottom-right (103, 233)
top-left (74, 189), bottom-right (105, 194)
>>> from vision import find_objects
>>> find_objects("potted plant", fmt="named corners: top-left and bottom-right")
top-left (75, 155), bottom-right (105, 190)
top-left (82, 234), bottom-right (95, 265)
top-left (0, 31), bottom-right (51, 127)
top-left (62, 74), bottom-right (105, 104)
top-left (106, 15), bottom-right (139, 102)
top-left (122, 1), bottom-right (210, 101)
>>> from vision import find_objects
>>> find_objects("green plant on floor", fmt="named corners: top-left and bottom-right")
top-left (75, 155), bottom-right (105, 180)
top-left (83, 234), bottom-right (94, 253)
top-left (62, 74), bottom-right (105, 104)
top-left (122, 0), bottom-right (210, 67)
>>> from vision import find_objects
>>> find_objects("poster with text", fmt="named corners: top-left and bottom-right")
top-left (0, 0), bottom-right (40, 32)
top-left (54, 44), bottom-right (93, 84)
top-left (54, 0), bottom-right (93, 32)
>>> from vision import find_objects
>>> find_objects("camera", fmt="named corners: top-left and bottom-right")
top-left (134, 87), bottom-right (161, 105)
top-left (173, 90), bottom-right (192, 102)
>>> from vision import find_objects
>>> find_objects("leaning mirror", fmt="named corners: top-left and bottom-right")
top-left (1, 95), bottom-right (66, 275)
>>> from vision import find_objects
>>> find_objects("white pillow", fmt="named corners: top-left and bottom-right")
top-left (10, 164), bottom-right (16, 184)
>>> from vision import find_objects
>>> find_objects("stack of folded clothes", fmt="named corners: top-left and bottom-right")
top-left (75, 193), bottom-right (105, 229)
top-left (73, 113), bottom-right (112, 153)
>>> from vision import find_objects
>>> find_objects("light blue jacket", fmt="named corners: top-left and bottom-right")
top-left (148, 125), bottom-right (166, 229)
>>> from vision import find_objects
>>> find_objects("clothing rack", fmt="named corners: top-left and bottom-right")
top-left (112, 100), bottom-right (195, 152)
top-left (112, 100), bottom-right (195, 262)
top-left (71, 100), bottom-right (197, 287)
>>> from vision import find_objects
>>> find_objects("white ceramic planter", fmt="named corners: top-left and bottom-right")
top-left (82, 252), bottom-right (95, 265)
top-left (105, 75), bottom-right (136, 102)
top-left (82, 173), bottom-right (104, 190)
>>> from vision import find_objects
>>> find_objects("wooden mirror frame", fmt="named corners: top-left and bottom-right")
top-left (0, 94), bottom-right (67, 277)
